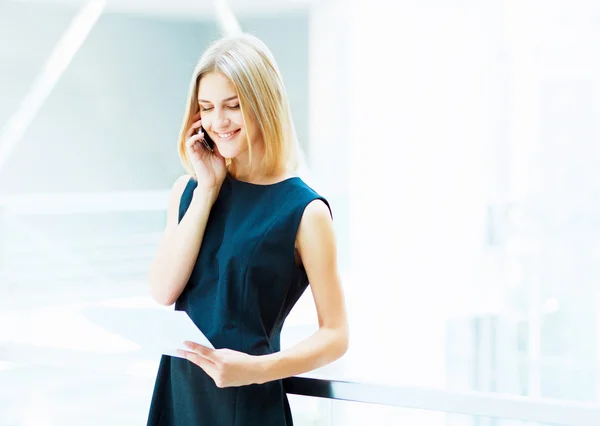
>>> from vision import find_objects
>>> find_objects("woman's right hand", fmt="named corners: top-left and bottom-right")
top-left (185, 112), bottom-right (227, 192)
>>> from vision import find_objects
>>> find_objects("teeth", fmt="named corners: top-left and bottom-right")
top-left (218, 131), bottom-right (236, 138)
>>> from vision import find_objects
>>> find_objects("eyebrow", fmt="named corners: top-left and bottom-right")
top-left (198, 95), bottom-right (238, 103)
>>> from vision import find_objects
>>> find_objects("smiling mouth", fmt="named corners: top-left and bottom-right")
top-left (215, 129), bottom-right (241, 140)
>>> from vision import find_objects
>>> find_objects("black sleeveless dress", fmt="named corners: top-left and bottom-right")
top-left (146, 173), bottom-right (330, 426)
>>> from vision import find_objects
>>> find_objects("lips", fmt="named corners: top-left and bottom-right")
top-left (215, 129), bottom-right (241, 140)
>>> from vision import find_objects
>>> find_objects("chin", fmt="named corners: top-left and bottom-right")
top-left (215, 141), bottom-right (246, 160)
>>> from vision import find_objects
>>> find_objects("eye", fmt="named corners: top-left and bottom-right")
top-left (228, 104), bottom-right (240, 109)
top-left (200, 106), bottom-right (213, 112)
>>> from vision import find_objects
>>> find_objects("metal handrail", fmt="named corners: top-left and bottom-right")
top-left (2, 196), bottom-right (600, 425)
top-left (283, 376), bottom-right (600, 426)
top-left (1, 341), bottom-right (599, 425)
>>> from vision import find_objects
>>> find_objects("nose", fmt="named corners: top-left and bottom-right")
top-left (213, 109), bottom-right (230, 130)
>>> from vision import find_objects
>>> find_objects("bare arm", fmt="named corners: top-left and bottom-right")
top-left (177, 199), bottom-right (349, 388)
top-left (257, 200), bottom-right (349, 382)
top-left (149, 174), bottom-right (217, 306)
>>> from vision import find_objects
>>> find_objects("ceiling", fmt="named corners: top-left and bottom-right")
top-left (8, 0), bottom-right (314, 20)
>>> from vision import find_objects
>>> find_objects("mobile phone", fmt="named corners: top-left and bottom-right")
top-left (199, 126), bottom-right (214, 152)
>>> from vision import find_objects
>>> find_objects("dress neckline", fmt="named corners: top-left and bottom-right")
top-left (227, 173), bottom-right (300, 187)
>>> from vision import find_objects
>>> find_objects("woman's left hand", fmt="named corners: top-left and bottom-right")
top-left (177, 341), bottom-right (265, 388)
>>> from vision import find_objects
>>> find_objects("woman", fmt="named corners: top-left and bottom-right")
top-left (146, 33), bottom-right (348, 425)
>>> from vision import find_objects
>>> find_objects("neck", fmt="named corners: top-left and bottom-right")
top-left (230, 152), bottom-right (258, 180)
top-left (229, 162), bottom-right (289, 184)
top-left (230, 141), bottom-right (282, 183)
top-left (229, 157), bottom-right (290, 185)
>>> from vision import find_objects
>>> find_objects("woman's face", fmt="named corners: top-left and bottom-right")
top-left (197, 71), bottom-right (259, 160)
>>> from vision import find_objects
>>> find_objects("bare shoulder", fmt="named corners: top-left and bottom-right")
top-left (165, 174), bottom-right (192, 227)
top-left (301, 199), bottom-right (332, 223)
top-left (296, 199), bottom-right (337, 272)
top-left (171, 174), bottom-right (192, 195)
top-left (297, 199), bottom-right (334, 245)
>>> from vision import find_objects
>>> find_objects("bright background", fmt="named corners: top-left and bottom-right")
top-left (1, 0), bottom-right (600, 424)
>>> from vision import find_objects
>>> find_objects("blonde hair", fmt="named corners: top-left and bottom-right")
top-left (177, 33), bottom-right (300, 178)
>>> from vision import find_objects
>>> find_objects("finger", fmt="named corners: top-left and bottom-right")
top-left (211, 142), bottom-right (223, 159)
top-left (186, 133), bottom-right (205, 149)
top-left (184, 341), bottom-right (218, 361)
top-left (178, 350), bottom-right (218, 376)
top-left (183, 340), bottom-right (210, 352)
top-left (185, 119), bottom-right (203, 139)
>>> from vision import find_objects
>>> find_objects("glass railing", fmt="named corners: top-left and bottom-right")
top-left (1, 356), bottom-right (598, 425)
top-left (287, 394), bottom-right (598, 426)
top-left (284, 377), bottom-right (600, 426)
top-left (2, 194), bottom-right (600, 426)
